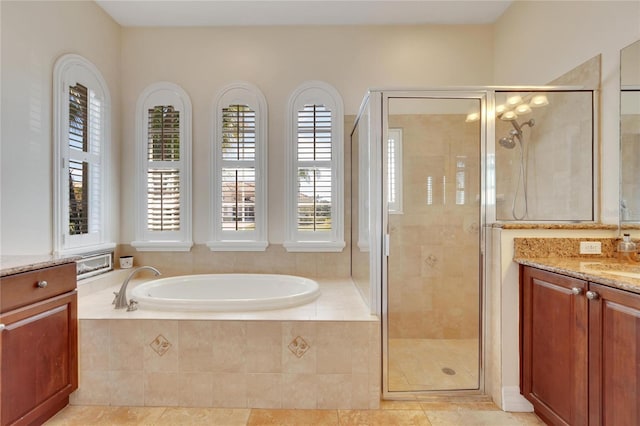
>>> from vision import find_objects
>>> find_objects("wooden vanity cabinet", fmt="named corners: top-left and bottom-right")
top-left (520, 265), bottom-right (640, 426)
top-left (588, 282), bottom-right (640, 426)
top-left (0, 263), bottom-right (78, 426)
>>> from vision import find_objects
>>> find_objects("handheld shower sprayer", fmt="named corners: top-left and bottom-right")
top-left (498, 118), bottom-right (536, 220)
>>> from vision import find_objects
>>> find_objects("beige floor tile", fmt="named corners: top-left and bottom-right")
top-left (247, 409), bottom-right (339, 425)
top-left (45, 405), bottom-right (116, 425)
top-left (425, 409), bottom-right (536, 426)
top-left (338, 409), bottom-right (432, 426)
top-left (421, 401), bottom-right (500, 412)
top-left (508, 412), bottom-right (548, 425)
top-left (45, 403), bottom-right (543, 426)
top-left (102, 407), bottom-right (167, 425)
top-left (45, 406), bottom-right (167, 425)
top-left (379, 400), bottom-right (424, 410)
top-left (154, 407), bottom-right (250, 425)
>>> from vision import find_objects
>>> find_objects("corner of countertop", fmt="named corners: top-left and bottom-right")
top-left (0, 254), bottom-right (81, 277)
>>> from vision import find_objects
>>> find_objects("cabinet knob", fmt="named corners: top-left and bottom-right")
top-left (0, 324), bottom-right (5, 331)
top-left (37, 280), bottom-right (48, 288)
top-left (586, 290), bottom-right (599, 300)
top-left (571, 287), bottom-right (583, 295)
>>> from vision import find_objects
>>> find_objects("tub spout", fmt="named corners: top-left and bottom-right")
top-left (114, 266), bottom-right (161, 310)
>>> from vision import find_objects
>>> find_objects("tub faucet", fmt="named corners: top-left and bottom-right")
top-left (114, 266), bottom-right (161, 311)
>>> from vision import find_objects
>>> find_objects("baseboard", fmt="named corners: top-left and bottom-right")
top-left (501, 386), bottom-right (534, 412)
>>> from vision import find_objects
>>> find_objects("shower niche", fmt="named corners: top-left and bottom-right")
top-left (350, 87), bottom-right (595, 398)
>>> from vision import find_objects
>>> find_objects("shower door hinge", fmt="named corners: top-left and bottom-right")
top-left (385, 234), bottom-right (390, 257)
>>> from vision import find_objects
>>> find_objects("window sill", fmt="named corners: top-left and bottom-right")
top-left (283, 240), bottom-right (345, 253)
top-left (206, 241), bottom-right (269, 252)
top-left (131, 241), bottom-right (193, 252)
top-left (56, 242), bottom-right (116, 257)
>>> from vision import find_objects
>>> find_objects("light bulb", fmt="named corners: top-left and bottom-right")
top-left (515, 104), bottom-right (532, 115)
top-left (500, 110), bottom-right (518, 121)
top-left (530, 95), bottom-right (549, 107)
top-left (465, 112), bottom-right (480, 122)
top-left (496, 104), bottom-right (506, 114)
top-left (507, 95), bottom-right (522, 106)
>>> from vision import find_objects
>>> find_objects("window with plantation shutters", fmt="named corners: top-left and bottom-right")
top-left (68, 84), bottom-right (90, 235)
top-left (284, 81), bottom-right (344, 252)
top-left (296, 105), bottom-right (333, 231)
top-left (147, 106), bottom-right (181, 232)
top-left (208, 83), bottom-right (268, 251)
top-left (54, 54), bottom-right (114, 255)
top-left (133, 82), bottom-right (192, 252)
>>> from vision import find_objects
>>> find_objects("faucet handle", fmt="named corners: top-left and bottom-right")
top-left (112, 292), bottom-right (119, 305)
top-left (127, 299), bottom-right (139, 312)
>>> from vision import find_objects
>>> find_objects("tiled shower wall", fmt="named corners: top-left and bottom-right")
top-left (387, 114), bottom-right (480, 339)
top-left (71, 319), bottom-right (380, 409)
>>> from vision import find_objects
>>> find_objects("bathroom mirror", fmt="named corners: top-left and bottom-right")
top-left (620, 39), bottom-right (640, 223)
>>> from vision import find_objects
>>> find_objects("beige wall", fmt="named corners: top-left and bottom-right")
top-left (118, 25), bottom-right (494, 246)
top-left (0, 0), bottom-right (121, 254)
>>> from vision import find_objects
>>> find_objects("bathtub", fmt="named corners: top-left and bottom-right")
top-left (129, 273), bottom-right (320, 311)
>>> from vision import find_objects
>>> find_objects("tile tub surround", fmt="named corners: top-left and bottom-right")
top-left (71, 278), bottom-right (381, 409)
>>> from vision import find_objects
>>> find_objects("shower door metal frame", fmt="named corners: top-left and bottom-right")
top-left (378, 89), bottom-right (490, 399)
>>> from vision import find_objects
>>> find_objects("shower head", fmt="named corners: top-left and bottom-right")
top-left (511, 118), bottom-right (535, 135)
top-left (499, 136), bottom-right (516, 149)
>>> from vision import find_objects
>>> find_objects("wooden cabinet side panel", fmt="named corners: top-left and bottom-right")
top-left (589, 283), bottom-right (640, 426)
top-left (521, 266), bottom-right (588, 426)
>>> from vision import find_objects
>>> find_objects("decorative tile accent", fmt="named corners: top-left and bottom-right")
top-left (150, 334), bottom-right (172, 356)
top-left (288, 336), bottom-right (310, 358)
top-left (424, 254), bottom-right (438, 268)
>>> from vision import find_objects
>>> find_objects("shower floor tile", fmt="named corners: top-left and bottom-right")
top-left (388, 338), bottom-right (479, 391)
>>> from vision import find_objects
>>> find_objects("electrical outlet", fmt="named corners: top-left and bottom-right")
top-left (580, 241), bottom-right (602, 254)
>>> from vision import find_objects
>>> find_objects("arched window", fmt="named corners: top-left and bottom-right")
top-left (284, 81), bottom-right (345, 252)
top-left (132, 82), bottom-right (192, 251)
top-left (208, 82), bottom-right (268, 251)
top-left (53, 54), bottom-right (114, 255)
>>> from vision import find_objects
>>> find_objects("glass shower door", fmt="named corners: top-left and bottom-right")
top-left (384, 95), bottom-right (483, 394)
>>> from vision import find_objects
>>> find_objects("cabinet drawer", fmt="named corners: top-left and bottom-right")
top-left (0, 263), bottom-right (76, 313)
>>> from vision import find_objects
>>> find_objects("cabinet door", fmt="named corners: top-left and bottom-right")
top-left (521, 266), bottom-right (588, 425)
top-left (588, 283), bottom-right (640, 426)
top-left (1, 292), bottom-right (77, 426)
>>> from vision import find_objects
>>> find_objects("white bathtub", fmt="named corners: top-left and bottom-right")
top-left (129, 273), bottom-right (320, 311)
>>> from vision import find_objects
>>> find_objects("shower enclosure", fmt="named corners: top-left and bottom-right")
top-left (351, 87), bottom-right (594, 398)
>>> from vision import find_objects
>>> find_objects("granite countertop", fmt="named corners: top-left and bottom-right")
top-left (515, 257), bottom-right (640, 294)
top-left (0, 254), bottom-right (80, 277)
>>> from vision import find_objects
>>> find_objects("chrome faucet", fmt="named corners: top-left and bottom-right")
top-left (113, 266), bottom-right (161, 311)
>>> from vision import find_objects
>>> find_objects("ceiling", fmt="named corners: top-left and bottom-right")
top-left (95, 0), bottom-right (513, 27)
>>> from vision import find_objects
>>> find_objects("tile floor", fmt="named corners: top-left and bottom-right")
top-left (46, 400), bottom-right (545, 425)
top-left (389, 338), bottom-right (479, 391)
